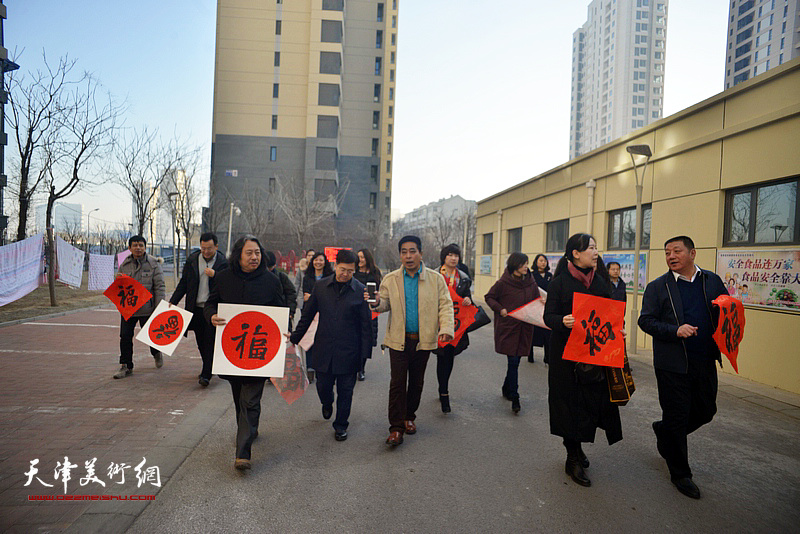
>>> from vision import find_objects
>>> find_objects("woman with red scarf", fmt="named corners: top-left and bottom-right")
top-left (544, 233), bottom-right (623, 488)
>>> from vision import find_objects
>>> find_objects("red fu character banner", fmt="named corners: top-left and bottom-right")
top-left (135, 300), bottom-right (194, 356)
top-left (712, 294), bottom-right (745, 373)
top-left (563, 293), bottom-right (626, 368)
top-left (438, 287), bottom-right (477, 348)
top-left (212, 303), bottom-right (289, 377)
top-left (104, 274), bottom-right (152, 320)
top-left (324, 246), bottom-right (351, 263)
top-left (272, 344), bottom-right (309, 405)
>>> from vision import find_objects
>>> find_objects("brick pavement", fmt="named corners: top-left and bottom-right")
top-left (0, 307), bottom-right (230, 533)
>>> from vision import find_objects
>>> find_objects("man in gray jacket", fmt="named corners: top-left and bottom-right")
top-left (113, 235), bottom-right (166, 379)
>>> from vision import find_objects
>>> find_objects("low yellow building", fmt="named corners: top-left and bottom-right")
top-left (475, 58), bottom-right (800, 394)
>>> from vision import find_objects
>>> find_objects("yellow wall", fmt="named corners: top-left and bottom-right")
top-left (475, 59), bottom-right (800, 394)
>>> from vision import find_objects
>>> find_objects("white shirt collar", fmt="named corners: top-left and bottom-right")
top-left (672, 264), bottom-right (701, 283)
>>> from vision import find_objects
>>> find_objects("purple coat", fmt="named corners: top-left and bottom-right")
top-left (484, 271), bottom-right (540, 357)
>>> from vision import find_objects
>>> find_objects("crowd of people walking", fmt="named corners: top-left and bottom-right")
top-left (113, 229), bottom-right (728, 499)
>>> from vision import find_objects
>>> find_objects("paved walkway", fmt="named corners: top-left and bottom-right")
top-left (1, 306), bottom-right (798, 533)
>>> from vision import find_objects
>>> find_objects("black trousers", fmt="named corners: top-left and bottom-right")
top-left (189, 306), bottom-right (215, 379)
top-left (654, 357), bottom-right (718, 480)
top-left (119, 315), bottom-right (160, 369)
top-left (388, 335), bottom-right (430, 434)
top-left (316, 371), bottom-right (357, 432)
top-left (229, 378), bottom-right (267, 460)
top-left (436, 345), bottom-right (456, 395)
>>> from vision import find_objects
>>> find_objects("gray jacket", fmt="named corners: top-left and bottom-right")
top-left (118, 253), bottom-right (166, 317)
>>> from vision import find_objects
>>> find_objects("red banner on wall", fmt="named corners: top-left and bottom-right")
top-left (712, 294), bottom-right (745, 373)
top-left (104, 275), bottom-right (152, 320)
top-left (324, 247), bottom-right (351, 263)
top-left (438, 287), bottom-right (477, 348)
top-left (563, 293), bottom-right (626, 368)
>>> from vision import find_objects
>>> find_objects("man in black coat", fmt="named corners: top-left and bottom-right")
top-left (638, 235), bottom-right (727, 500)
top-left (169, 233), bottom-right (229, 386)
top-left (290, 249), bottom-right (372, 441)
top-left (607, 261), bottom-right (628, 303)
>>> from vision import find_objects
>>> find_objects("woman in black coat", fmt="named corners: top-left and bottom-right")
top-left (484, 252), bottom-right (540, 414)
top-left (530, 253), bottom-right (553, 364)
top-left (205, 235), bottom-right (286, 471)
top-left (432, 244), bottom-right (473, 414)
top-left (544, 233), bottom-right (623, 488)
top-left (354, 248), bottom-right (382, 381)
top-left (301, 252), bottom-right (333, 381)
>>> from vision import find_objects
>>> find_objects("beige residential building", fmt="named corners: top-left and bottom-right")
top-left (210, 0), bottom-right (398, 252)
top-left (476, 59), bottom-right (800, 394)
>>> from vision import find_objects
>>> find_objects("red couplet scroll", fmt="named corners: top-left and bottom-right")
top-left (712, 295), bottom-right (745, 373)
top-left (272, 344), bottom-right (309, 405)
top-left (438, 287), bottom-right (477, 348)
top-left (563, 293), bottom-right (626, 368)
top-left (104, 274), bottom-right (152, 320)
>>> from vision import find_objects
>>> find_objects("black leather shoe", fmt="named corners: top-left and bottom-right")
top-left (672, 477), bottom-right (701, 499)
top-left (335, 430), bottom-right (348, 441)
top-left (199, 377), bottom-right (210, 387)
top-left (566, 458), bottom-right (591, 487)
top-left (577, 446), bottom-right (590, 469)
top-left (440, 395), bottom-right (451, 413)
top-left (511, 397), bottom-right (521, 414)
top-left (322, 404), bottom-right (333, 420)
top-left (357, 372), bottom-right (365, 381)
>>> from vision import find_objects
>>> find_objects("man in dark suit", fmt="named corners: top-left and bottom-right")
top-left (169, 232), bottom-right (229, 386)
top-left (290, 249), bottom-right (372, 441)
top-left (638, 235), bottom-right (727, 499)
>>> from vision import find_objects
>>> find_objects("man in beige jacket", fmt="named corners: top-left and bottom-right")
top-left (370, 235), bottom-right (454, 446)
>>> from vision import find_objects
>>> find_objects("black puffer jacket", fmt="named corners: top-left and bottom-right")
top-left (204, 262), bottom-right (286, 321)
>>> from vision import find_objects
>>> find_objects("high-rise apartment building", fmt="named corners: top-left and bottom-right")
top-left (725, 0), bottom-right (799, 88)
top-left (210, 0), bottom-right (398, 252)
top-left (569, 0), bottom-right (668, 159)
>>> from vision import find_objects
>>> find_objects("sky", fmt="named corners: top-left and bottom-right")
top-left (4, 0), bottom-right (730, 229)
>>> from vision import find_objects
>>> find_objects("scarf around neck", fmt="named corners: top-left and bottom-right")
top-left (567, 261), bottom-right (595, 289)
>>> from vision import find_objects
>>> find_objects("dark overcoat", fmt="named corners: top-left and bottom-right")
top-left (544, 269), bottom-right (622, 445)
top-left (484, 271), bottom-right (539, 357)
top-left (290, 275), bottom-right (372, 375)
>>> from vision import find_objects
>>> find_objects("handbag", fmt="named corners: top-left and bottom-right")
top-left (607, 354), bottom-right (636, 405)
top-left (466, 304), bottom-right (491, 333)
top-left (574, 363), bottom-right (606, 384)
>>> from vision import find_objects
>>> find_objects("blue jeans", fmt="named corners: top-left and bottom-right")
top-left (503, 356), bottom-right (522, 399)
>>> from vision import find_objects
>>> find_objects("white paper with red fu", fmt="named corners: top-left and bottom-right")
top-left (507, 288), bottom-right (549, 329)
top-left (212, 303), bottom-right (289, 378)
top-left (135, 300), bottom-right (194, 356)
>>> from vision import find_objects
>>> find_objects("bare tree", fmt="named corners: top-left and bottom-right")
top-left (57, 217), bottom-right (83, 247)
top-left (41, 72), bottom-right (122, 306)
top-left (160, 143), bottom-right (204, 259)
top-left (274, 173), bottom-right (349, 250)
top-left (6, 53), bottom-right (79, 241)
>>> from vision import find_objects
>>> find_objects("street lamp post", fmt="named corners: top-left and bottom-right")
top-left (168, 192), bottom-right (179, 286)
top-left (226, 202), bottom-right (241, 257)
top-left (626, 144), bottom-right (652, 354)
top-left (86, 208), bottom-right (99, 253)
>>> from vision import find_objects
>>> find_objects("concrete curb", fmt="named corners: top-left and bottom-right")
top-left (64, 383), bottom-right (232, 534)
top-left (0, 304), bottom-right (113, 328)
top-left (628, 349), bottom-right (800, 418)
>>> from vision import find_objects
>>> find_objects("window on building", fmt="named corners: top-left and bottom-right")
top-left (388, 106), bottom-right (393, 118)
top-left (269, 177), bottom-right (276, 194)
top-left (270, 146), bottom-right (277, 161)
top-left (273, 83), bottom-right (279, 98)
top-left (385, 196), bottom-right (391, 208)
top-left (546, 220), bottom-right (569, 252)
top-left (389, 87), bottom-right (394, 101)
top-left (483, 233), bottom-right (493, 255)
top-left (276, 20), bottom-right (281, 35)
top-left (386, 160), bottom-right (391, 172)
top-left (271, 115), bottom-right (278, 130)
top-left (315, 147), bottom-right (337, 170)
top-left (377, 3), bottom-right (384, 21)
top-left (322, 0), bottom-right (344, 10)
top-left (314, 179), bottom-right (337, 201)
top-left (390, 51), bottom-right (395, 64)
top-left (391, 33), bottom-right (396, 46)
top-left (370, 165), bottom-right (378, 183)
top-left (318, 83), bottom-right (340, 106)
top-left (390, 69), bottom-right (395, 82)
top-left (375, 57), bottom-right (382, 75)
top-left (388, 123), bottom-right (393, 136)
top-left (724, 177), bottom-right (799, 245)
top-left (369, 193), bottom-right (377, 210)
top-left (373, 111), bottom-right (380, 129)
top-left (371, 138), bottom-right (379, 157)
top-left (274, 52), bottom-right (280, 67)
top-left (321, 20), bottom-right (343, 43)
top-left (608, 205), bottom-right (651, 249)
top-left (507, 228), bottom-right (522, 253)
top-left (376, 30), bottom-right (383, 48)
top-left (374, 83), bottom-right (381, 102)
top-left (320, 51), bottom-right (342, 74)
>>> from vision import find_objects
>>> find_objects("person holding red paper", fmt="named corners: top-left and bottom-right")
top-left (484, 252), bottom-right (539, 414)
top-left (638, 236), bottom-right (727, 499)
top-left (544, 233), bottom-right (622, 488)
top-left (112, 235), bottom-right (166, 379)
top-left (433, 244), bottom-right (473, 414)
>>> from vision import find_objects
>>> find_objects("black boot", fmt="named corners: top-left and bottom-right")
top-left (565, 455), bottom-right (591, 487)
top-left (440, 394), bottom-right (451, 413)
top-left (511, 396), bottom-right (521, 414)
